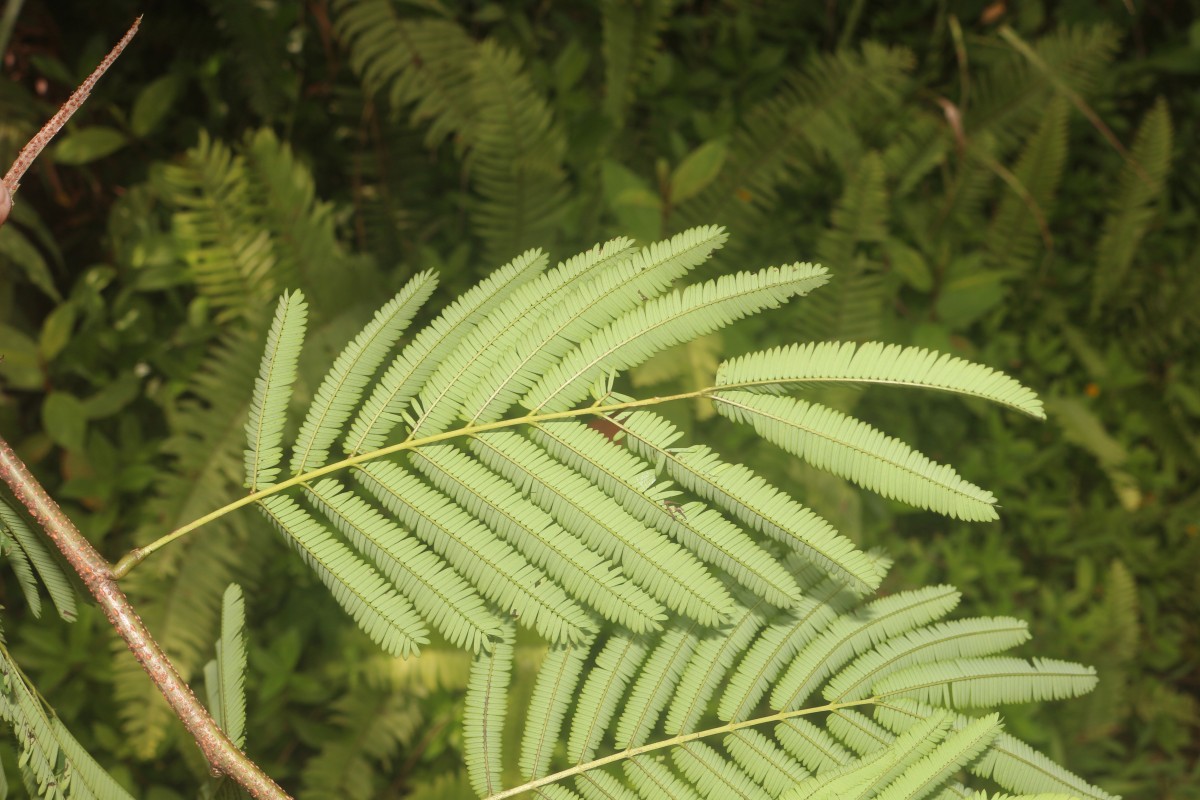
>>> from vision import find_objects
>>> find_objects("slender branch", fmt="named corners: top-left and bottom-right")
top-left (0, 437), bottom-right (291, 800)
top-left (484, 696), bottom-right (878, 799)
top-left (113, 387), bottom-right (712, 578)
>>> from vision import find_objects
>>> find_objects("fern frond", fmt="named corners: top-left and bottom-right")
top-left (116, 328), bottom-right (262, 756)
top-left (332, 0), bottom-right (478, 148)
top-left (616, 411), bottom-right (881, 594)
top-left (532, 420), bottom-right (803, 608)
top-left (712, 392), bottom-right (998, 520)
top-left (411, 444), bottom-right (664, 632)
top-left (244, 291), bottom-right (307, 490)
top-left (715, 342), bottom-right (1044, 419)
top-left (468, 40), bottom-right (569, 263)
top-left (208, 584), bottom-right (248, 748)
top-left (290, 273), bottom-right (437, 474)
top-left (1090, 97), bottom-right (1173, 314)
top-left (522, 637), bottom-right (595, 780)
top-left (986, 97), bottom-right (1069, 273)
top-left (159, 133), bottom-right (284, 317)
top-left (0, 498), bottom-right (76, 621)
top-left (469, 431), bottom-right (733, 627)
top-left (258, 494), bottom-right (427, 657)
top-left (824, 618), bottom-right (1031, 703)
top-left (465, 625), bottom-right (515, 798)
top-left (873, 657), bottom-right (1098, 708)
top-left (801, 151), bottom-right (890, 342)
top-left (524, 264), bottom-right (830, 413)
top-left (601, 0), bottom-right (671, 124)
top-left (466, 227), bottom-right (727, 425)
top-left (304, 477), bottom-right (503, 653)
top-left (357, 460), bottom-right (594, 643)
top-left (300, 676), bottom-right (424, 800)
top-left (345, 247), bottom-right (545, 455)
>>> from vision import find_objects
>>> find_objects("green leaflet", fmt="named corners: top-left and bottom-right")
top-left (614, 624), bottom-right (701, 749)
top-left (872, 657), bottom-right (1098, 708)
top-left (405, 248), bottom-right (550, 438)
top-left (0, 647), bottom-right (135, 800)
top-left (304, 477), bottom-right (503, 653)
top-left (521, 637), bottom-right (595, 780)
top-left (531, 420), bottom-right (803, 609)
top-left (0, 498), bottom-right (77, 621)
top-left (824, 618), bottom-right (1031, 702)
top-left (244, 290), bottom-right (307, 490)
top-left (465, 226), bottom-right (727, 425)
top-left (344, 245), bottom-right (546, 456)
top-left (719, 578), bottom-right (853, 723)
top-left (410, 239), bottom-right (632, 436)
top-left (523, 262), bottom-right (830, 412)
top-left (715, 341), bottom-right (1045, 419)
top-left (470, 431), bottom-right (733, 627)
top-left (616, 410), bottom-right (881, 594)
top-left (723, 729), bottom-right (811, 796)
top-left (257, 493), bottom-right (427, 657)
top-left (568, 633), bottom-right (648, 764)
top-left (204, 584), bottom-right (248, 748)
top-left (712, 391), bottom-right (999, 521)
top-left (465, 624), bottom-right (514, 798)
top-left (770, 586), bottom-right (963, 712)
top-left (666, 600), bottom-right (772, 735)
top-left (290, 272), bottom-right (437, 474)
top-left (356, 460), bottom-right (594, 644)
top-left (874, 700), bottom-right (1116, 800)
top-left (410, 444), bottom-right (664, 633)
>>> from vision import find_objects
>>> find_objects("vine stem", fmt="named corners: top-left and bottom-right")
top-left (483, 697), bottom-right (879, 799)
top-left (0, 437), bottom-right (291, 800)
top-left (113, 387), bottom-right (713, 578)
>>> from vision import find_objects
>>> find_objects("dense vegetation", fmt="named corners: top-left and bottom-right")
top-left (0, 0), bottom-right (1196, 797)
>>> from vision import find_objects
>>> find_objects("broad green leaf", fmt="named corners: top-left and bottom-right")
top-left (52, 127), bottom-right (130, 165)
top-left (131, 74), bottom-right (186, 137)
top-left (671, 139), bottom-right (728, 204)
top-left (42, 392), bottom-right (87, 452)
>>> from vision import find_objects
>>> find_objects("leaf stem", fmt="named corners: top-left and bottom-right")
top-left (0, 436), bottom-right (290, 800)
top-left (113, 388), bottom-right (709, 578)
top-left (484, 697), bottom-right (878, 799)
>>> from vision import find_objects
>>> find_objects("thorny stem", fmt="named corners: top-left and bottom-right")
top-left (483, 697), bottom-right (879, 799)
top-left (0, 17), bottom-right (290, 798)
top-left (0, 437), bottom-right (291, 800)
top-left (0, 16), bottom-right (141, 227)
top-left (113, 387), bottom-right (711, 578)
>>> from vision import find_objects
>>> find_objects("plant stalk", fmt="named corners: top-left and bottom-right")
top-left (0, 436), bottom-right (290, 800)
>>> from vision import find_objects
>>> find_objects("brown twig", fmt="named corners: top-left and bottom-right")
top-left (0, 18), bottom-right (288, 794)
top-left (0, 437), bottom-right (291, 799)
top-left (0, 16), bottom-right (141, 227)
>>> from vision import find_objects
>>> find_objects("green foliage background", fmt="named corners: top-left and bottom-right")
top-left (0, 0), bottom-right (1196, 797)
